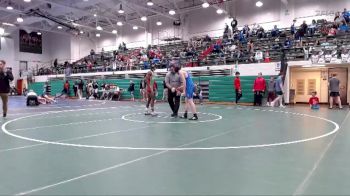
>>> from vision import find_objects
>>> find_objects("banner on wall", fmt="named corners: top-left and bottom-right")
top-left (19, 29), bottom-right (42, 54)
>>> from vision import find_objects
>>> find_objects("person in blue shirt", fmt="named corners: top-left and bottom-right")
top-left (176, 68), bottom-right (198, 120)
top-left (339, 21), bottom-right (349, 32)
top-left (284, 37), bottom-right (293, 48)
top-left (291, 19), bottom-right (297, 35)
top-left (271, 25), bottom-right (280, 37)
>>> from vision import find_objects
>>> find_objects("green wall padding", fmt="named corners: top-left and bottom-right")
top-left (28, 75), bottom-right (274, 102)
top-left (209, 76), bottom-right (272, 103)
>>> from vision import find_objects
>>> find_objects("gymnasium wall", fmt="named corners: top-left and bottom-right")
top-left (95, 0), bottom-right (350, 49)
top-left (70, 36), bottom-right (96, 62)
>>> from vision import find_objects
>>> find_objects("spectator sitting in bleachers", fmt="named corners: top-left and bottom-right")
top-left (256, 26), bottom-right (265, 39)
top-left (328, 25), bottom-right (337, 37)
top-left (213, 42), bottom-right (223, 54)
top-left (308, 20), bottom-right (317, 36)
top-left (247, 40), bottom-right (254, 53)
top-left (320, 22), bottom-right (330, 36)
top-left (284, 36), bottom-right (293, 49)
top-left (271, 25), bottom-right (280, 37)
top-left (243, 25), bottom-right (250, 37)
top-left (338, 21), bottom-right (349, 33)
top-left (238, 30), bottom-right (247, 43)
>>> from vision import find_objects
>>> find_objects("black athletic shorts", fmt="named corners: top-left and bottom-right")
top-left (276, 91), bottom-right (283, 96)
top-left (330, 92), bottom-right (340, 97)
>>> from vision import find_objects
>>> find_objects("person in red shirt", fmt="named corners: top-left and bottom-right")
top-left (55, 80), bottom-right (70, 99)
top-left (253, 72), bottom-right (266, 106)
top-left (309, 91), bottom-right (320, 110)
top-left (234, 72), bottom-right (242, 104)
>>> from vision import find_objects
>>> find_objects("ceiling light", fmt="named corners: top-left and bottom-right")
top-left (141, 16), bottom-right (147, 21)
top-left (112, 30), bottom-right (117, 34)
top-left (202, 2), bottom-right (210, 8)
top-left (37, 32), bottom-right (42, 35)
top-left (117, 21), bottom-right (123, 26)
top-left (17, 16), bottom-right (24, 23)
top-left (169, 10), bottom-right (176, 15)
top-left (83, 0), bottom-right (89, 1)
top-left (0, 27), bottom-right (5, 35)
top-left (6, 6), bottom-right (13, 10)
top-left (93, 13), bottom-right (97, 17)
top-left (147, 0), bottom-right (154, 6)
top-left (96, 25), bottom-right (103, 30)
top-left (216, 9), bottom-right (223, 14)
top-left (156, 21), bottom-right (162, 26)
top-left (24, 0), bottom-right (31, 2)
top-left (80, 30), bottom-right (84, 34)
top-left (57, 26), bottom-right (62, 29)
top-left (96, 33), bottom-right (101, 37)
top-left (256, 1), bottom-right (263, 7)
top-left (2, 22), bottom-right (14, 26)
top-left (118, 4), bottom-right (124, 14)
top-left (133, 26), bottom-right (138, 30)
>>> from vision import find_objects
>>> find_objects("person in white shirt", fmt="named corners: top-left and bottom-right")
top-left (26, 90), bottom-right (39, 106)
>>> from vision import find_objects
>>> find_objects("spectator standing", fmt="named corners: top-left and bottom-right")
top-left (231, 17), bottom-right (238, 31)
top-left (194, 83), bottom-right (203, 105)
top-left (162, 80), bottom-right (168, 101)
top-left (253, 72), bottom-right (266, 106)
top-left (56, 80), bottom-right (70, 98)
top-left (128, 80), bottom-right (135, 101)
top-left (101, 48), bottom-right (105, 61)
top-left (329, 74), bottom-right (342, 109)
top-left (234, 72), bottom-right (242, 104)
top-left (271, 74), bottom-right (285, 108)
top-left (90, 49), bottom-right (95, 60)
top-left (266, 76), bottom-right (276, 106)
top-left (0, 60), bottom-right (14, 117)
top-left (300, 21), bottom-right (308, 38)
top-left (291, 19), bottom-right (297, 36)
top-left (140, 77), bottom-right (145, 102)
top-left (73, 81), bottom-right (78, 97)
top-left (78, 79), bottom-right (84, 99)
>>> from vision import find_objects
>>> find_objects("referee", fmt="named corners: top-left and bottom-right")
top-left (0, 60), bottom-right (14, 117)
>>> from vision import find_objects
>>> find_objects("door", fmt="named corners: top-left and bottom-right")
top-left (291, 70), bottom-right (321, 103)
top-left (328, 68), bottom-right (348, 105)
